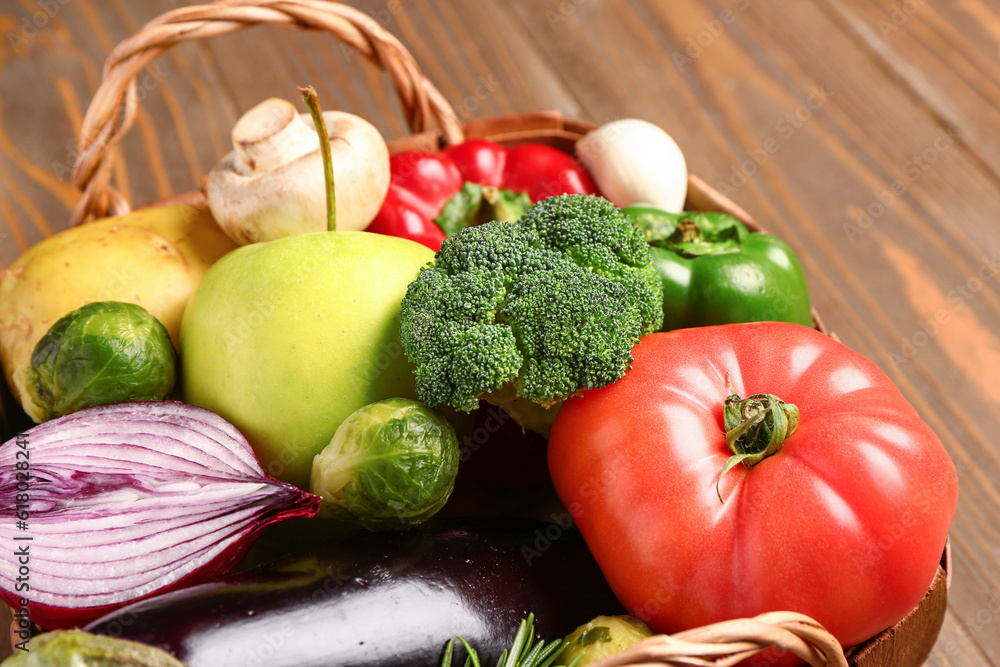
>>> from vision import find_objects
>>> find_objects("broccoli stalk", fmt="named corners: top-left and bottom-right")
top-left (399, 194), bottom-right (663, 435)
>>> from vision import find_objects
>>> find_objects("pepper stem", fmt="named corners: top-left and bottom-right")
top-left (673, 218), bottom-right (703, 243)
top-left (299, 85), bottom-right (336, 233)
top-left (716, 382), bottom-right (799, 503)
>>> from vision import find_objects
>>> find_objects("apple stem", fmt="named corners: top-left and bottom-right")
top-left (299, 85), bottom-right (336, 233)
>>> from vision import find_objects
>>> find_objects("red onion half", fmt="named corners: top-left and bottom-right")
top-left (0, 401), bottom-right (320, 629)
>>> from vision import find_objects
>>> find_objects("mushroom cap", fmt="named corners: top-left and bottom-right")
top-left (206, 98), bottom-right (391, 245)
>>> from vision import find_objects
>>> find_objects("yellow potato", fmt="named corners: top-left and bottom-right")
top-left (0, 205), bottom-right (237, 418)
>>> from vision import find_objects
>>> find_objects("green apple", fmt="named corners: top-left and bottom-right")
top-left (180, 231), bottom-right (433, 489)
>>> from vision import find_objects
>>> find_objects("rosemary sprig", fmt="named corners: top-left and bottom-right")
top-left (440, 614), bottom-right (582, 667)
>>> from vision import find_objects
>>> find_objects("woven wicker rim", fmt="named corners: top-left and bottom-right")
top-left (69, 0), bottom-right (463, 226)
top-left (63, 2), bottom-right (853, 664)
top-left (588, 612), bottom-right (849, 667)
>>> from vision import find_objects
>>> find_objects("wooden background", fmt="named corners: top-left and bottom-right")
top-left (1, 0), bottom-right (999, 664)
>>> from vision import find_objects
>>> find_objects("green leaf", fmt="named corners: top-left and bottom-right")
top-left (439, 613), bottom-right (577, 667)
top-left (480, 187), bottom-right (532, 225)
top-left (622, 206), bottom-right (750, 258)
top-left (716, 389), bottom-right (799, 503)
top-left (459, 637), bottom-right (481, 667)
top-left (579, 626), bottom-right (613, 646)
top-left (442, 639), bottom-right (456, 667)
top-left (434, 183), bottom-right (533, 238)
top-left (435, 182), bottom-right (484, 237)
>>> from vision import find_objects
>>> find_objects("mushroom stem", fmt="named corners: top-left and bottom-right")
top-left (298, 86), bottom-right (337, 233)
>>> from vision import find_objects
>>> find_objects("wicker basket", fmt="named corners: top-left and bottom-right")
top-left (1, 1), bottom-right (949, 665)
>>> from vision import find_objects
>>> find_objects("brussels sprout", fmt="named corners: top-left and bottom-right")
top-left (558, 615), bottom-right (654, 665)
top-left (20, 302), bottom-right (177, 422)
top-left (310, 398), bottom-right (460, 530)
top-left (2, 630), bottom-right (184, 666)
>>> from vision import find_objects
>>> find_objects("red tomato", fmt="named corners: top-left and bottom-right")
top-left (548, 322), bottom-right (957, 662)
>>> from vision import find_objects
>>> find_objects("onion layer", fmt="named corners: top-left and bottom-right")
top-left (0, 401), bottom-right (320, 629)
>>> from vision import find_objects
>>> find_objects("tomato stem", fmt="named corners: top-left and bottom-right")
top-left (716, 386), bottom-right (799, 503)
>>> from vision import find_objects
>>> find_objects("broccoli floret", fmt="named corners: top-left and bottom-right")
top-left (399, 194), bottom-right (663, 433)
top-left (505, 266), bottom-right (645, 403)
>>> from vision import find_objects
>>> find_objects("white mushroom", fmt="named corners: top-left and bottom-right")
top-left (206, 97), bottom-right (390, 245)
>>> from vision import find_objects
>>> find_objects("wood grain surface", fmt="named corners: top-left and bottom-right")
top-left (0, 0), bottom-right (998, 665)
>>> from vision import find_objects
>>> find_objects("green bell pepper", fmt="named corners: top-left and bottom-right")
top-left (622, 205), bottom-right (813, 331)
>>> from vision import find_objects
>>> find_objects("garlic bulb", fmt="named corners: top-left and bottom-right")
top-left (576, 119), bottom-right (688, 213)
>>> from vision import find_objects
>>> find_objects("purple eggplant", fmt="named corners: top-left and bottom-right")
top-left (85, 519), bottom-right (625, 667)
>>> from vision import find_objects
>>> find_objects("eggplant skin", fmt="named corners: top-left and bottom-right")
top-left (85, 519), bottom-right (625, 667)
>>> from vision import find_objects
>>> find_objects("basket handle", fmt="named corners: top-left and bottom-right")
top-left (69, 0), bottom-right (464, 226)
top-left (588, 611), bottom-right (849, 667)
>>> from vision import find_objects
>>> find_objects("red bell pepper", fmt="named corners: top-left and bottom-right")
top-left (366, 139), bottom-right (599, 251)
